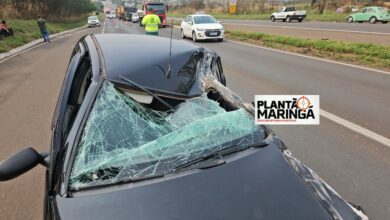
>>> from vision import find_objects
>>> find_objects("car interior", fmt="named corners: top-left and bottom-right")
top-left (62, 54), bottom-right (92, 140)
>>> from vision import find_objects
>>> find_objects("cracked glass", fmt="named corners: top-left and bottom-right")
top-left (69, 81), bottom-right (264, 189)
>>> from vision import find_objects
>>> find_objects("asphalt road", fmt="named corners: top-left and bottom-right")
top-left (0, 18), bottom-right (389, 219)
top-left (171, 17), bottom-right (390, 45)
top-left (171, 17), bottom-right (390, 34)
top-left (220, 19), bottom-right (390, 34)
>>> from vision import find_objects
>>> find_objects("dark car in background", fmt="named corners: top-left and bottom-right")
top-left (0, 34), bottom-right (368, 220)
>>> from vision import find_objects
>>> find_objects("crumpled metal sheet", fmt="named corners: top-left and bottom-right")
top-left (283, 150), bottom-right (369, 220)
top-left (69, 82), bottom-right (264, 189)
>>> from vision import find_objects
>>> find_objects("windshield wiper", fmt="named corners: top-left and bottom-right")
top-left (119, 75), bottom-right (174, 111)
top-left (173, 141), bottom-right (268, 172)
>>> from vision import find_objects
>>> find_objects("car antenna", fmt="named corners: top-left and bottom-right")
top-left (165, 18), bottom-right (173, 79)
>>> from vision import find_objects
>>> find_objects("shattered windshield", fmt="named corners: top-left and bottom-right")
top-left (69, 82), bottom-right (264, 189)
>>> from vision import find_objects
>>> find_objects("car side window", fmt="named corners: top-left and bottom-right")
top-left (362, 8), bottom-right (367, 13)
top-left (184, 16), bottom-right (189, 23)
top-left (367, 8), bottom-right (374, 13)
top-left (62, 53), bottom-right (93, 141)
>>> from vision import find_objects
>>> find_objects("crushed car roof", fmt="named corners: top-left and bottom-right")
top-left (93, 34), bottom-right (213, 97)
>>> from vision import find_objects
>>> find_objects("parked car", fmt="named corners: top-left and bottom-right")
top-left (0, 34), bottom-right (368, 220)
top-left (181, 14), bottom-right (224, 42)
top-left (347, 6), bottom-right (389, 23)
top-left (351, 6), bottom-right (359, 13)
top-left (87, 16), bottom-right (100, 28)
top-left (271, 6), bottom-right (307, 22)
top-left (131, 13), bottom-right (139, 22)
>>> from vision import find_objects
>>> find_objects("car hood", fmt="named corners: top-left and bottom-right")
top-left (56, 144), bottom-right (348, 220)
top-left (194, 23), bottom-right (223, 30)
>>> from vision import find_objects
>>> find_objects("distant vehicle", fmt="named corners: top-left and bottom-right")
top-left (108, 11), bottom-right (116, 19)
top-left (271, 6), bottom-right (306, 22)
top-left (87, 16), bottom-right (100, 28)
top-left (181, 14), bottom-right (224, 42)
top-left (0, 33), bottom-right (368, 220)
top-left (347, 6), bottom-right (389, 24)
top-left (131, 13), bottom-right (140, 22)
top-left (143, 2), bottom-right (166, 27)
top-left (116, 6), bottom-right (125, 20)
top-left (124, 6), bottom-right (137, 21)
top-left (351, 6), bottom-right (359, 13)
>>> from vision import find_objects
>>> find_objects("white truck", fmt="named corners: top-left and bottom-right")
top-left (271, 6), bottom-right (306, 22)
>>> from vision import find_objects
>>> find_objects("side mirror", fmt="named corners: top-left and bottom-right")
top-left (0, 147), bottom-right (49, 181)
top-left (216, 21), bottom-right (221, 23)
top-left (188, 21), bottom-right (193, 25)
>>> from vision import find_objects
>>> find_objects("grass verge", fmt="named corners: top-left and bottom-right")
top-left (168, 11), bottom-right (348, 22)
top-left (0, 18), bottom-right (87, 53)
top-left (225, 30), bottom-right (390, 71)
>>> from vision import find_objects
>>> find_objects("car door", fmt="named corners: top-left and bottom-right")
top-left (47, 40), bottom-right (94, 219)
top-left (282, 7), bottom-right (292, 18)
top-left (181, 16), bottom-right (187, 34)
top-left (182, 16), bottom-right (189, 35)
top-left (276, 8), bottom-right (285, 19)
top-left (366, 8), bottom-right (377, 20)
top-left (185, 16), bottom-right (193, 36)
top-left (355, 8), bottom-right (368, 21)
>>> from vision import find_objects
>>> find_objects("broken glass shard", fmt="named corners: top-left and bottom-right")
top-left (70, 82), bottom-right (264, 189)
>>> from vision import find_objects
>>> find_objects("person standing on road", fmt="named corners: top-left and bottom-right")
top-left (141, 8), bottom-right (161, 36)
top-left (37, 16), bottom-right (50, 42)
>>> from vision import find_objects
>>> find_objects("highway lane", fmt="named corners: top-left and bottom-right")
top-left (220, 19), bottom-right (390, 34)
top-left (0, 26), bottom-right (102, 219)
top-left (171, 17), bottom-right (390, 34)
top-left (104, 19), bottom-right (390, 219)
top-left (171, 17), bottom-right (390, 45)
top-left (106, 19), bottom-right (390, 139)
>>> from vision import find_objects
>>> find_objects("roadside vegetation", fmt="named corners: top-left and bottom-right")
top-left (0, 0), bottom-right (104, 53)
top-left (168, 1), bottom-right (389, 22)
top-left (0, 18), bottom-right (89, 53)
top-left (225, 30), bottom-right (390, 70)
top-left (168, 10), bottom-right (348, 22)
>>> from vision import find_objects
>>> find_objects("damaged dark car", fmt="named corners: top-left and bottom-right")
top-left (0, 34), bottom-right (368, 220)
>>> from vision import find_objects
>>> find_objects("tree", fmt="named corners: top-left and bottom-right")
top-left (318, 0), bottom-right (328, 14)
top-left (189, 0), bottom-right (205, 10)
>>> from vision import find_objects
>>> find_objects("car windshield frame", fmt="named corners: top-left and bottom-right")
top-left (193, 15), bottom-right (217, 24)
top-left (67, 81), bottom-right (265, 191)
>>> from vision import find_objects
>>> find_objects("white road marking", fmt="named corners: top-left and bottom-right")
top-left (102, 19), bottom-right (106, 33)
top-left (223, 22), bottom-right (390, 36)
top-left (227, 39), bottom-right (390, 75)
top-left (321, 109), bottom-right (390, 148)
